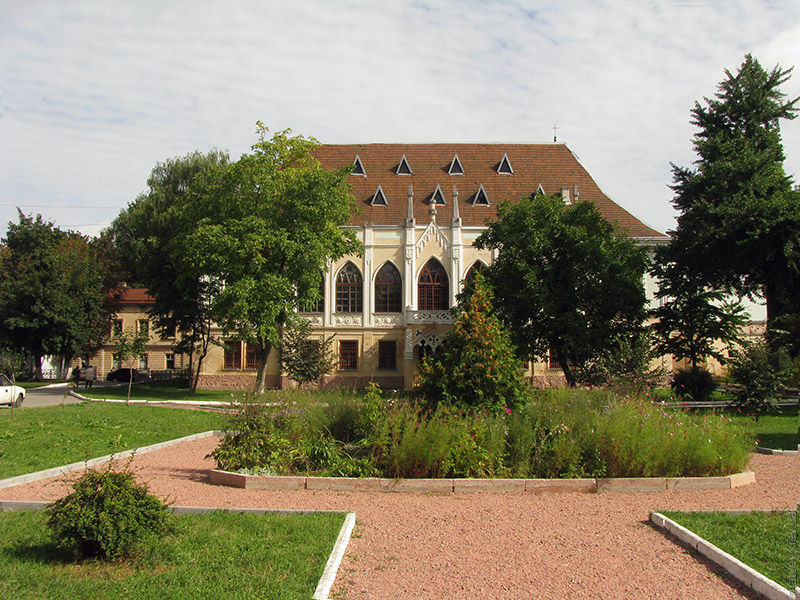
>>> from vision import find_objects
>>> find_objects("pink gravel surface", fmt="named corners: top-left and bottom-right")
top-left (1, 436), bottom-right (797, 600)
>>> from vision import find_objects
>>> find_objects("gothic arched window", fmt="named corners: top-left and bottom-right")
top-left (418, 259), bottom-right (449, 311)
top-left (464, 261), bottom-right (486, 283)
top-left (375, 263), bottom-right (402, 313)
top-left (335, 262), bottom-right (362, 313)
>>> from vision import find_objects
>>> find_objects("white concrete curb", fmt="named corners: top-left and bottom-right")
top-left (314, 511), bottom-right (357, 600)
top-left (756, 447), bottom-right (799, 456)
top-left (0, 501), bottom-right (355, 600)
top-left (650, 511), bottom-right (794, 600)
top-left (0, 430), bottom-right (224, 490)
top-left (70, 390), bottom-right (231, 407)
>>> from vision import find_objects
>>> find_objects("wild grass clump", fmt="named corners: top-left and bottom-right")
top-left (210, 386), bottom-right (754, 479)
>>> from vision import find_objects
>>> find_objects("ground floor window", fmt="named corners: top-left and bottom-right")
top-left (138, 354), bottom-right (148, 370)
top-left (224, 340), bottom-right (242, 370)
top-left (245, 343), bottom-right (260, 370)
top-left (165, 353), bottom-right (175, 370)
top-left (548, 348), bottom-right (561, 370)
top-left (378, 340), bottom-right (397, 370)
top-left (339, 340), bottom-right (358, 371)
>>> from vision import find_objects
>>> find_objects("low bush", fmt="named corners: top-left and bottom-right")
top-left (211, 387), bottom-right (754, 479)
top-left (671, 367), bottom-right (717, 402)
top-left (47, 465), bottom-right (172, 560)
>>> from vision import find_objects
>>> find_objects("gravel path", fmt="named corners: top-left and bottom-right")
top-left (1, 437), bottom-right (797, 600)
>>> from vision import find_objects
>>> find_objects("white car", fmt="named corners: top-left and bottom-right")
top-left (0, 375), bottom-right (25, 407)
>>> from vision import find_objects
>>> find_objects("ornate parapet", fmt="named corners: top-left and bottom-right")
top-left (373, 314), bottom-right (404, 327)
top-left (333, 314), bottom-right (363, 326)
top-left (406, 310), bottom-right (454, 324)
top-left (299, 314), bottom-right (324, 327)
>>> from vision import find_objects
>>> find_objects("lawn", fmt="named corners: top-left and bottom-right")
top-left (0, 403), bottom-right (226, 479)
top-left (0, 509), bottom-right (344, 600)
top-left (660, 510), bottom-right (796, 591)
top-left (748, 406), bottom-right (799, 450)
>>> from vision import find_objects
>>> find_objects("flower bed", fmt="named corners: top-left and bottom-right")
top-left (208, 388), bottom-right (754, 480)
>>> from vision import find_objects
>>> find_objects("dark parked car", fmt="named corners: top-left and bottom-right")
top-left (106, 368), bottom-right (151, 383)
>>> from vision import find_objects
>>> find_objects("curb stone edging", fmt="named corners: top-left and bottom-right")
top-left (208, 469), bottom-right (755, 494)
top-left (650, 511), bottom-right (795, 600)
top-left (313, 511), bottom-right (356, 600)
top-left (756, 446), bottom-right (799, 456)
top-left (70, 390), bottom-right (232, 407)
top-left (0, 501), bottom-right (355, 600)
top-left (0, 430), bottom-right (225, 490)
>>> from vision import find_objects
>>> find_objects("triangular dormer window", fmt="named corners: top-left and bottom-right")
top-left (352, 155), bottom-right (366, 176)
top-left (497, 153), bottom-right (513, 174)
top-left (473, 184), bottom-right (489, 206)
top-left (448, 154), bottom-right (464, 175)
top-left (396, 154), bottom-right (413, 175)
top-left (370, 185), bottom-right (388, 206)
top-left (431, 184), bottom-right (446, 205)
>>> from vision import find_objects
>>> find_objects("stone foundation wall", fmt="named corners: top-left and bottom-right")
top-left (530, 373), bottom-right (568, 389)
top-left (197, 373), bottom-right (278, 390)
top-left (321, 375), bottom-right (405, 390)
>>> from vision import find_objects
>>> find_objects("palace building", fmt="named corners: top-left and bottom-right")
top-left (195, 143), bottom-right (669, 390)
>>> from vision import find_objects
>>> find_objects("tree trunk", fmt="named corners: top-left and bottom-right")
top-left (557, 348), bottom-right (576, 387)
top-left (34, 355), bottom-right (43, 381)
top-left (187, 345), bottom-right (195, 392)
top-left (254, 342), bottom-right (272, 394)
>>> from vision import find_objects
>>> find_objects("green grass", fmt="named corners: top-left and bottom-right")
top-left (661, 510), bottom-right (796, 590)
top-left (0, 403), bottom-right (226, 479)
top-left (687, 405), bottom-right (799, 450)
top-left (749, 406), bottom-right (799, 450)
top-left (0, 510), bottom-right (344, 600)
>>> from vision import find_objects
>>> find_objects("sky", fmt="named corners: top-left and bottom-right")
top-left (1, 0), bottom-right (800, 241)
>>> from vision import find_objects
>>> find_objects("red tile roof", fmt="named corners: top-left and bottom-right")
top-left (118, 288), bottom-right (155, 304)
top-left (314, 144), bottom-right (665, 238)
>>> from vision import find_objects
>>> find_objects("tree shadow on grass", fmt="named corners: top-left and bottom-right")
top-left (757, 432), bottom-right (799, 451)
top-left (2, 539), bottom-right (81, 566)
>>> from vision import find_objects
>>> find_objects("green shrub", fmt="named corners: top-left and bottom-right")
top-left (728, 339), bottom-right (783, 415)
top-left (47, 466), bottom-right (172, 560)
top-left (671, 367), bottom-right (717, 401)
top-left (417, 274), bottom-right (526, 413)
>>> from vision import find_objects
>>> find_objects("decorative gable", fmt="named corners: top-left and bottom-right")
top-left (396, 154), bottom-right (413, 175)
top-left (415, 220), bottom-right (450, 257)
top-left (448, 154), bottom-right (464, 175)
top-left (497, 153), bottom-right (513, 174)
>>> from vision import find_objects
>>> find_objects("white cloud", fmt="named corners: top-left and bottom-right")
top-left (1, 0), bottom-right (799, 238)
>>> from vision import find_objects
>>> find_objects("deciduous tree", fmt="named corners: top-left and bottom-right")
top-left (475, 194), bottom-right (648, 386)
top-left (0, 213), bottom-right (120, 378)
top-left (109, 150), bottom-right (229, 392)
top-left (187, 125), bottom-right (362, 393)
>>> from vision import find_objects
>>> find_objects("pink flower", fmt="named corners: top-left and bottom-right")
top-left (504, 405), bottom-right (512, 415)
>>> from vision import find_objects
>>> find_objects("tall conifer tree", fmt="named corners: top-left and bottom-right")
top-left (669, 55), bottom-right (800, 328)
